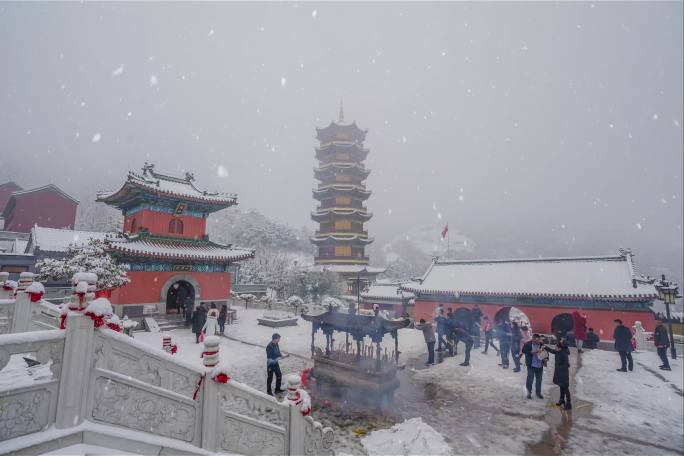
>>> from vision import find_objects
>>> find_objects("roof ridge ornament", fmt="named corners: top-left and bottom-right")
top-left (339, 99), bottom-right (344, 123)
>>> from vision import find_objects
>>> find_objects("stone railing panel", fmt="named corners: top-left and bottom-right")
top-left (218, 381), bottom-right (290, 428)
top-left (0, 381), bottom-right (59, 442)
top-left (0, 299), bottom-right (15, 335)
top-left (219, 410), bottom-right (287, 456)
top-left (92, 330), bottom-right (202, 398)
top-left (0, 330), bottom-right (64, 380)
top-left (302, 415), bottom-right (335, 456)
top-left (89, 368), bottom-right (201, 446)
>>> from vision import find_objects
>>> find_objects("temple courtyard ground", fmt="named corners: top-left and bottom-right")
top-left (2, 308), bottom-right (682, 455)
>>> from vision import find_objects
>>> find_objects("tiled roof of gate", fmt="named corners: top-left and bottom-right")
top-left (109, 236), bottom-right (254, 263)
top-left (401, 252), bottom-right (658, 301)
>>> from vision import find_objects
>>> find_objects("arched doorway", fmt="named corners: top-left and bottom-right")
top-left (166, 280), bottom-right (195, 315)
top-left (494, 306), bottom-right (531, 326)
top-left (551, 313), bottom-right (574, 341)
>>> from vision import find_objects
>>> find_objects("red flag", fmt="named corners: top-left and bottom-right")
top-left (441, 223), bottom-right (449, 238)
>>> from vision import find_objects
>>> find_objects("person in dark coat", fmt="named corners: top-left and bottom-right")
top-left (218, 304), bottom-right (228, 336)
top-left (521, 334), bottom-right (546, 399)
top-left (584, 328), bottom-right (599, 350)
top-left (191, 303), bottom-right (207, 343)
top-left (415, 319), bottom-right (436, 365)
top-left (470, 305), bottom-right (482, 348)
top-left (496, 320), bottom-right (512, 369)
top-left (266, 333), bottom-right (288, 395)
top-left (511, 321), bottom-right (523, 372)
top-left (545, 340), bottom-right (571, 410)
top-left (435, 308), bottom-right (450, 352)
top-left (453, 326), bottom-right (474, 366)
top-left (654, 320), bottom-right (671, 370)
top-left (446, 308), bottom-right (456, 356)
top-left (613, 319), bottom-right (634, 372)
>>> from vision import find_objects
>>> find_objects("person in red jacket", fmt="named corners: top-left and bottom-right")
top-left (572, 310), bottom-right (587, 353)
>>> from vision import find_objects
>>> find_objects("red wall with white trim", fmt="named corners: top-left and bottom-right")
top-left (110, 271), bottom-right (231, 305)
top-left (414, 299), bottom-right (656, 341)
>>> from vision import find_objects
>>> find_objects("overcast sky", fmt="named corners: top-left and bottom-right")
top-left (1, 2), bottom-right (682, 278)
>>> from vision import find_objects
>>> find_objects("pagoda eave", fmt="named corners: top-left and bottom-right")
top-left (310, 234), bottom-right (374, 245)
top-left (311, 208), bottom-right (373, 222)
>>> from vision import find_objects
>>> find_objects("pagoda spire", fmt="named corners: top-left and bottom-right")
top-left (338, 100), bottom-right (344, 123)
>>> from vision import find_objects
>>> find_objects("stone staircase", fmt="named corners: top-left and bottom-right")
top-left (142, 313), bottom-right (187, 332)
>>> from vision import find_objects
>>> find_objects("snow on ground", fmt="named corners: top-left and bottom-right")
top-left (0, 353), bottom-right (52, 390)
top-left (361, 417), bottom-right (452, 456)
top-left (569, 349), bottom-right (684, 453)
top-left (409, 347), bottom-right (553, 455)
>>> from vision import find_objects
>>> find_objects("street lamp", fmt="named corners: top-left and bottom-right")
top-left (656, 274), bottom-right (679, 360)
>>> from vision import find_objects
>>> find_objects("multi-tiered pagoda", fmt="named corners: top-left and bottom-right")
top-left (311, 107), bottom-right (384, 293)
top-left (97, 163), bottom-right (254, 316)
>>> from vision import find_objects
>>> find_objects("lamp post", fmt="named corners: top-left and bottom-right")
top-left (656, 274), bottom-right (679, 360)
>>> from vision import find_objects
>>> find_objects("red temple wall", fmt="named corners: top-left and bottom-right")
top-left (123, 209), bottom-right (206, 239)
top-left (110, 271), bottom-right (231, 305)
top-left (3, 190), bottom-right (77, 232)
top-left (0, 182), bottom-right (21, 213)
top-left (414, 299), bottom-right (657, 341)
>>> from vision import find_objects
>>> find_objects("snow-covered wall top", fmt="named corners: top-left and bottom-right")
top-left (29, 226), bottom-right (115, 253)
top-left (406, 254), bottom-right (658, 300)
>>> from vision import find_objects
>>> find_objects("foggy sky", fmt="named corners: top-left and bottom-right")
top-left (0, 2), bottom-right (682, 279)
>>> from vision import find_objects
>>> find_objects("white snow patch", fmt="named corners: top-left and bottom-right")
top-left (361, 417), bottom-right (452, 456)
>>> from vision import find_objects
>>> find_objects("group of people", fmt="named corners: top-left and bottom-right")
top-left (189, 302), bottom-right (231, 343)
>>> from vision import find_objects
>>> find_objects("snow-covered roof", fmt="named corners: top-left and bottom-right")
top-left (402, 253), bottom-right (658, 301)
top-left (362, 279), bottom-right (417, 302)
top-left (318, 264), bottom-right (387, 274)
top-left (97, 163), bottom-right (238, 209)
top-left (29, 226), bottom-right (114, 253)
top-left (311, 233), bottom-right (374, 244)
top-left (109, 236), bottom-right (254, 262)
top-left (1, 184), bottom-right (79, 218)
top-left (311, 208), bottom-right (373, 221)
top-left (312, 184), bottom-right (371, 198)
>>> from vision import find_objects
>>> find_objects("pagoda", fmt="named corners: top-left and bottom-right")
top-left (311, 106), bottom-right (384, 294)
top-left (97, 163), bottom-right (254, 316)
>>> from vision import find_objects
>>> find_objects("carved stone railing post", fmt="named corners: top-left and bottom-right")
top-left (10, 272), bottom-right (35, 333)
top-left (55, 273), bottom-right (97, 429)
top-left (201, 336), bottom-right (220, 452)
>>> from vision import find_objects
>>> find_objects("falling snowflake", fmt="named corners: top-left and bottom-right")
top-left (217, 165), bottom-right (229, 178)
top-left (312, 9), bottom-right (317, 18)
top-left (458, 195), bottom-right (464, 201)
top-left (674, 119), bottom-right (680, 127)
top-left (635, 223), bottom-right (642, 230)
top-left (111, 65), bottom-right (124, 77)
top-left (437, 212), bottom-right (442, 220)
top-left (280, 77), bottom-right (287, 86)
top-left (387, 209), bottom-right (392, 215)
top-left (401, 136), bottom-right (407, 143)
top-left (149, 75), bottom-right (159, 86)
top-left (208, 29), bottom-right (215, 36)
top-left (91, 133), bottom-right (102, 143)
top-left (652, 113), bottom-right (658, 120)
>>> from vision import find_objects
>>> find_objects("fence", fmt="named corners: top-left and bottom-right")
top-left (0, 276), bottom-right (335, 455)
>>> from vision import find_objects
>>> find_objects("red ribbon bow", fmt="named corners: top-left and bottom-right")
top-left (170, 345), bottom-right (177, 354)
top-left (213, 373), bottom-right (230, 383)
top-left (85, 311), bottom-right (105, 328)
top-left (29, 292), bottom-right (44, 302)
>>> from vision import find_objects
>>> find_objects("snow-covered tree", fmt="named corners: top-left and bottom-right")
top-left (36, 238), bottom-right (130, 290)
top-left (239, 293), bottom-right (256, 309)
top-left (286, 295), bottom-right (304, 314)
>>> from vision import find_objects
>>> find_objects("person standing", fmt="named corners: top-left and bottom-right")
top-left (654, 320), bottom-right (671, 371)
top-left (511, 321), bottom-right (523, 372)
top-left (218, 304), bottom-right (228, 336)
top-left (435, 308), bottom-right (449, 352)
top-left (203, 303), bottom-right (219, 336)
top-left (415, 318), bottom-right (436, 365)
top-left (471, 305), bottom-right (482, 349)
top-left (613, 319), bottom-right (634, 372)
top-left (191, 303), bottom-right (207, 343)
top-left (481, 316), bottom-right (499, 355)
top-left (453, 326), bottom-right (474, 366)
top-left (266, 333), bottom-right (288, 395)
top-left (522, 334), bottom-right (546, 399)
top-left (446, 308), bottom-right (456, 356)
top-left (545, 340), bottom-right (571, 409)
top-left (497, 319), bottom-right (512, 369)
top-left (584, 328), bottom-right (599, 349)
top-left (572, 310), bottom-right (587, 353)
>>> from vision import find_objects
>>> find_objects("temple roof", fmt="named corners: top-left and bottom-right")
top-left (97, 163), bottom-right (238, 211)
top-left (310, 233), bottom-right (374, 245)
top-left (311, 208), bottom-right (373, 222)
top-left (313, 184), bottom-right (371, 200)
top-left (301, 310), bottom-right (409, 337)
top-left (317, 264), bottom-right (386, 274)
top-left (316, 121), bottom-right (367, 144)
top-left (402, 251), bottom-right (658, 301)
top-left (314, 162), bottom-right (370, 179)
top-left (361, 279), bottom-right (417, 302)
top-left (109, 234), bottom-right (254, 263)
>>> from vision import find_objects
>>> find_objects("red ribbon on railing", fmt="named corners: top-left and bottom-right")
top-left (59, 314), bottom-right (67, 330)
top-left (200, 350), bottom-right (218, 358)
top-left (170, 344), bottom-right (177, 355)
top-left (213, 373), bottom-right (230, 383)
top-left (85, 312), bottom-right (105, 328)
top-left (107, 322), bottom-right (121, 332)
top-left (192, 374), bottom-right (205, 400)
top-left (28, 291), bottom-right (44, 302)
